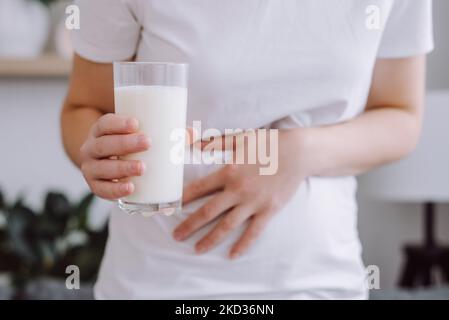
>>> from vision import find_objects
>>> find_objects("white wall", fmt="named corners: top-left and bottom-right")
top-left (427, 0), bottom-right (449, 89)
top-left (0, 78), bottom-right (82, 204)
top-left (0, 78), bottom-right (109, 227)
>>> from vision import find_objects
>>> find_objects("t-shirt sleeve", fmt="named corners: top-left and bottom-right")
top-left (72, 0), bottom-right (141, 63)
top-left (377, 0), bottom-right (434, 58)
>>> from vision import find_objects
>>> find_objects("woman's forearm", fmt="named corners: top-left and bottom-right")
top-left (61, 102), bottom-right (102, 168)
top-left (300, 106), bottom-right (422, 177)
top-left (60, 55), bottom-right (115, 168)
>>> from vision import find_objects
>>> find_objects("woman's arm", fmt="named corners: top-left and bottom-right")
top-left (61, 54), bottom-right (149, 199)
top-left (299, 55), bottom-right (426, 177)
top-left (174, 55), bottom-right (427, 258)
top-left (61, 54), bottom-right (115, 167)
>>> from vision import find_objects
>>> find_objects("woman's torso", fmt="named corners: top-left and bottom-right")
top-left (94, 0), bottom-right (399, 299)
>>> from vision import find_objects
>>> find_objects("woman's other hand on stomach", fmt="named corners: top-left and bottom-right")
top-left (173, 129), bottom-right (312, 259)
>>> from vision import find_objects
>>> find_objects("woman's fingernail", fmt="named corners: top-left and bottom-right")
top-left (136, 162), bottom-right (146, 175)
top-left (127, 118), bottom-right (139, 130)
top-left (173, 228), bottom-right (185, 240)
top-left (229, 252), bottom-right (240, 260)
top-left (121, 183), bottom-right (132, 194)
top-left (173, 231), bottom-right (183, 241)
top-left (196, 244), bottom-right (206, 254)
top-left (137, 135), bottom-right (150, 147)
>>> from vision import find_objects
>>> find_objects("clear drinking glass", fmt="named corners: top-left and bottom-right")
top-left (113, 62), bottom-right (189, 217)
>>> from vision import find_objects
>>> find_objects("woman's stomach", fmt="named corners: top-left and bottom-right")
top-left (94, 162), bottom-right (367, 300)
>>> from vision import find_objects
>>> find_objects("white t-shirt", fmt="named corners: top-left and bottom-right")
top-left (73, 0), bottom-right (433, 299)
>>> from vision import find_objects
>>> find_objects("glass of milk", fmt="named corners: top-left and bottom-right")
top-left (113, 62), bottom-right (188, 217)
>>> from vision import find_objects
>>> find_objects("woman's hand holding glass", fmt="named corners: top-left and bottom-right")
top-left (79, 113), bottom-right (150, 200)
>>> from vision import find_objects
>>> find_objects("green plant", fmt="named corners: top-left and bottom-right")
top-left (0, 189), bottom-right (108, 297)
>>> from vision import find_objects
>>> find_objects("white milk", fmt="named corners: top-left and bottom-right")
top-left (114, 85), bottom-right (187, 204)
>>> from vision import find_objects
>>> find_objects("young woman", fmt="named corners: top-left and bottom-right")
top-left (61, 0), bottom-right (433, 299)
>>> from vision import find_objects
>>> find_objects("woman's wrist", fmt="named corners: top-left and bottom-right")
top-left (284, 127), bottom-right (318, 178)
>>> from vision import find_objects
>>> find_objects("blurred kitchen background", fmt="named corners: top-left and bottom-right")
top-left (0, 0), bottom-right (448, 299)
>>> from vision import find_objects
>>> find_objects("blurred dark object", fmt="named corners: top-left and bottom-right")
top-left (370, 286), bottom-right (449, 300)
top-left (35, 0), bottom-right (60, 7)
top-left (0, 189), bottom-right (4, 209)
top-left (399, 203), bottom-right (449, 288)
top-left (25, 277), bottom-right (94, 300)
top-left (0, 189), bottom-right (107, 299)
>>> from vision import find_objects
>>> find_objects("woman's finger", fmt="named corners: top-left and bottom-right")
top-left (185, 127), bottom-right (199, 145)
top-left (198, 130), bottom-right (257, 151)
top-left (83, 159), bottom-right (145, 180)
top-left (89, 180), bottom-right (134, 200)
top-left (182, 168), bottom-right (228, 204)
top-left (229, 212), bottom-right (271, 259)
top-left (173, 192), bottom-right (238, 241)
top-left (91, 114), bottom-right (139, 138)
top-left (90, 133), bottom-right (150, 159)
top-left (194, 205), bottom-right (254, 254)
top-left (198, 134), bottom-right (237, 151)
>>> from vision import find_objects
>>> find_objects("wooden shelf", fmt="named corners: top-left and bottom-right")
top-left (0, 54), bottom-right (71, 77)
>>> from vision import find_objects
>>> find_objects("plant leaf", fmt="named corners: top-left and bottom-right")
top-left (6, 204), bottom-right (38, 265)
top-left (75, 193), bottom-right (95, 230)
